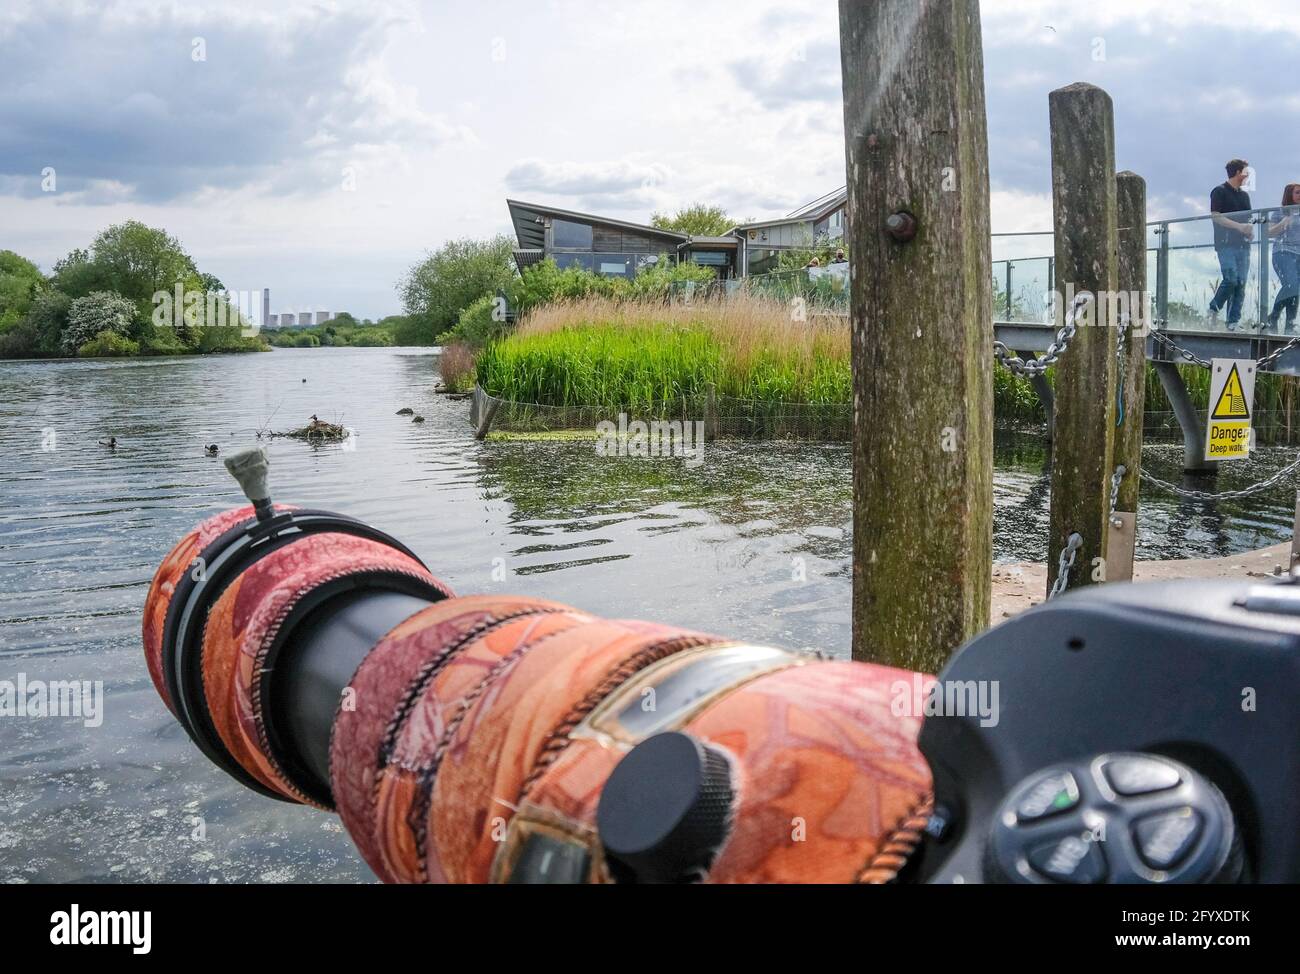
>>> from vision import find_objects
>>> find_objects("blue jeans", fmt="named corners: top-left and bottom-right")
top-left (1270, 249), bottom-right (1300, 326)
top-left (1210, 246), bottom-right (1251, 323)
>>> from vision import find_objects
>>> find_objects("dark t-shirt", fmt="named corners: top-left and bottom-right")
top-left (1211, 181), bottom-right (1252, 249)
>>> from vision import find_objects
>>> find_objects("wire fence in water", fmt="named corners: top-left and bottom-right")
top-left (470, 386), bottom-right (853, 441)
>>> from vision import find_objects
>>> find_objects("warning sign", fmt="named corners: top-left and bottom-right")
top-left (1204, 359), bottom-right (1255, 460)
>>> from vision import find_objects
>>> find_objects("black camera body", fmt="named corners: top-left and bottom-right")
top-left (917, 578), bottom-right (1300, 883)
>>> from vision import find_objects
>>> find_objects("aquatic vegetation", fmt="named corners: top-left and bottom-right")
top-left (476, 295), bottom-right (851, 410)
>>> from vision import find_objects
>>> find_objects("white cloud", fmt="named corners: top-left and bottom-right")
top-left (0, 0), bottom-right (1272, 318)
top-left (505, 159), bottom-right (673, 201)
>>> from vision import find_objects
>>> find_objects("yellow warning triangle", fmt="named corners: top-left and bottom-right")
top-left (1212, 364), bottom-right (1250, 420)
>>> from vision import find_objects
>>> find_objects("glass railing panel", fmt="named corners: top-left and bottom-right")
top-left (1006, 256), bottom-right (1054, 324)
top-left (991, 232), bottom-right (1054, 263)
top-left (1162, 211), bottom-right (1264, 333)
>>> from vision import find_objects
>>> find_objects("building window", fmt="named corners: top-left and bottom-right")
top-left (555, 253), bottom-right (596, 272)
top-left (552, 219), bottom-right (594, 250)
top-left (690, 251), bottom-right (728, 266)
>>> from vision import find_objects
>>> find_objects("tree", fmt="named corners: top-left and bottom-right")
top-left (62, 291), bottom-right (138, 355)
top-left (50, 249), bottom-right (110, 301)
top-left (650, 204), bottom-right (734, 237)
top-left (397, 236), bottom-right (516, 345)
top-left (24, 289), bottom-right (73, 353)
top-left (0, 250), bottom-right (44, 332)
top-left (49, 222), bottom-right (203, 340)
top-left (89, 221), bottom-right (198, 307)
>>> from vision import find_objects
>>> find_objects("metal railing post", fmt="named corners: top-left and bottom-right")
top-left (1156, 222), bottom-right (1170, 330)
top-left (1258, 213), bottom-right (1271, 326)
top-left (1005, 260), bottom-right (1014, 319)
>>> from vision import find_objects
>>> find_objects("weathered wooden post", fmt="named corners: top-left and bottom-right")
top-left (839, 0), bottom-right (993, 672)
top-left (1046, 83), bottom-right (1119, 595)
top-left (1107, 171), bottom-right (1148, 582)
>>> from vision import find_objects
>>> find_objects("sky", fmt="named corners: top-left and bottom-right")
top-left (2, 0), bottom-right (1298, 320)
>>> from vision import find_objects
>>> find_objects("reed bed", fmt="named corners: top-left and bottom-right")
top-left (437, 340), bottom-right (477, 392)
top-left (475, 295), bottom-right (851, 410)
top-left (477, 294), bottom-right (1300, 442)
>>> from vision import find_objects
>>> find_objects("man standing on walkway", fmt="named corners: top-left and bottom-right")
top-left (1208, 159), bottom-right (1255, 331)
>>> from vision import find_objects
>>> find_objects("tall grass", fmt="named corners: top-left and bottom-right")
top-left (476, 295), bottom-right (851, 410)
top-left (478, 295), bottom-right (1300, 440)
top-left (438, 340), bottom-right (477, 392)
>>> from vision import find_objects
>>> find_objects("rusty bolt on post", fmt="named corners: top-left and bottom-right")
top-left (885, 211), bottom-right (918, 242)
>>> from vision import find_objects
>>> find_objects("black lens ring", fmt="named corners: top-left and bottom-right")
top-left (159, 509), bottom-right (433, 799)
top-left (258, 571), bottom-right (449, 808)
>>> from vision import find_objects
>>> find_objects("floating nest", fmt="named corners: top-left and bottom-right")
top-left (262, 418), bottom-right (351, 444)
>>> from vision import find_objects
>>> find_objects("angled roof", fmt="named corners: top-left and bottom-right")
top-left (506, 199), bottom-right (687, 250)
top-left (787, 186), bottom-right (847, 220)
top-left (730, 187), bottom-right (848, 233)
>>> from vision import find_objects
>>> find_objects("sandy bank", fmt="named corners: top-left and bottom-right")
top-left (992, 542), bottom-right (1294, 620)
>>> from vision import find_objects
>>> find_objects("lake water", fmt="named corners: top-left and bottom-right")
top-left (1, 346), bottom-right (1296, 882)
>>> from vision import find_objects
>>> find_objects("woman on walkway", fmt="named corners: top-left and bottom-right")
top-left (1267, 183), bottom-right (1300, 332)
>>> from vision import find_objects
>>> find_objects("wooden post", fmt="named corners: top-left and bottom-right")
top-left (839, 0), bottom-right (993, 672)
top-left (1107, 171), bottom-right (1148, 581)
top-left (1047, 83), bottom-right (1119, 595)
top-left (1113, 172), bottom-right (1147, 511)
top-left (1291, 490), bottom-right (1300, 570)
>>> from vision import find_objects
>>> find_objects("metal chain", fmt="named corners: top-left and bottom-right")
top-left (1048, 532), bottom-right (1083, 599)
top-left (1109, 464), bottom-right (1127, 515)
top-left (1255, 332), bottom-right (1300, 371)
top-left (1152, 326), bottom-right (1300, 373)
top-left (1139, 452), bottom-right (1300, 501)
top-left (993, 292), bottom-right (1091, 376)
top-left (1151, 330), bottom-right (1211, 368)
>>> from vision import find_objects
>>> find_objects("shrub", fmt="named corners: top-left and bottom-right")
top-left (0, 322), bottom-right (43, 359)
top-left (0, 250), bottom-right (44, 333)
top-left (62, 291), bottom-right (137, 355)
top-left (398, 236), bottom-right (516, 344)
top-left (508, 260), bottom-right (619, 313)
top-left (506, 257), bottom-right (719, 318)
top-left (347, 329), bottom-right (392, 347)
top-left (139, 327), bottom-right (186, 356)
top-left (444, 294), bottom-right (509, 346)
top-left (26, 288), bottom-right (73, 352)
top-left (194, 324), bottom-right (267, 353)
top-left (78, 330), bottom-right (140, 357)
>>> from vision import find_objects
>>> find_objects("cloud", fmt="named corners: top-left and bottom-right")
top-left (0, 0), bottom-right (472, 204)
top-left (981, 17), bottom-right (1300, 216)
top-left (504, 158), bottom-right (673, 208)
top-left (728, 38), bottom-right (842, 110)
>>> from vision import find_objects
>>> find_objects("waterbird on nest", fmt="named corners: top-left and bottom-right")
top-left (99, 436), bottom-right (117, 450)
top-left (205, 444), bottom-right (220, 456)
